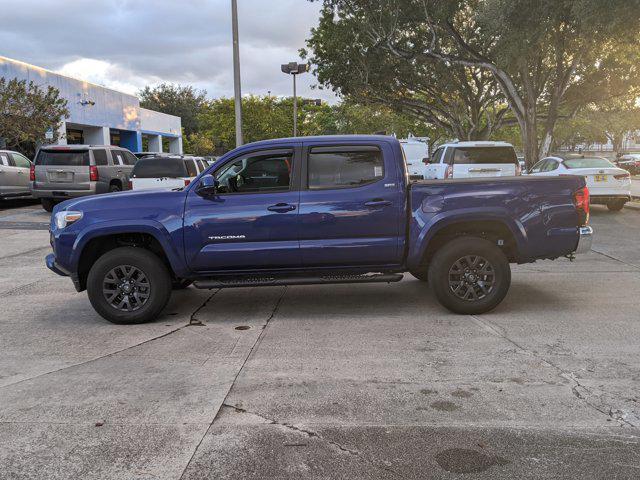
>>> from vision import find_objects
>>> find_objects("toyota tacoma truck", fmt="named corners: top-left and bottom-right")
top-left (45, 135), bottom-right (593, 324)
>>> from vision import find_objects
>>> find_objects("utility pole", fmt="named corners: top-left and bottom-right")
top-left (281, 62), bottom-right (309, 137)
top-left (231, 0), bottom-right (243, 146)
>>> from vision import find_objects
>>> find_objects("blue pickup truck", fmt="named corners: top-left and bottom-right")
top-left (46, 135), bottom-right (593, 324)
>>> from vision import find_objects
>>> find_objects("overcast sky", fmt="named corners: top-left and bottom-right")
top-left (0, 0), bottom-right (336, 101)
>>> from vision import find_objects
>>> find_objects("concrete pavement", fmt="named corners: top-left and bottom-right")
top-left (0, 201), bottom-right (639, 479)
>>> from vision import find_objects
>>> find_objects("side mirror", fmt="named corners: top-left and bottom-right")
top-left (421, 157), bottom-right (430, 165)
top-left (196, 174), bottom-right (219, 196)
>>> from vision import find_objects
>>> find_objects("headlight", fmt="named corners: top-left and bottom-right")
top-left (54, 211), bottom-right (83, 229)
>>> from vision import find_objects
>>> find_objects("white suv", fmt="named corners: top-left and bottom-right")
top-left (423, 141), bottom-right (520, 179)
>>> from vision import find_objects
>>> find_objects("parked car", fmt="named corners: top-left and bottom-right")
top-left (399, 136), bottom-right (429, 179)
top-left (528, 154), bottom-right (631, 211)
top-left (31, 145), bottom-right (138, 212)
top-left (424, 141), bottom-right (521, 179)
top-left (615, 154), bottom-right (640, 175)
top-left (0, 150), bottom-right (33, 200)
top-left (129, 155), bottom-right (207, 190)
top-left (45, 135), bottom-right (592, 324)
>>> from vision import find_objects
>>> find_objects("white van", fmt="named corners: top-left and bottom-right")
top-left (399, 136), bottom-right (429, 179)
top-left (423, 141), bottom-right (521, 179)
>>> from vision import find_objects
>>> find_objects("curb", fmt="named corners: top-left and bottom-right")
top-left (625, 202), bottom-right (640, 211)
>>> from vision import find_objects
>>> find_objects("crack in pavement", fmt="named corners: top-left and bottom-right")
top-left (220, 403), bottom-right (400, 477)
top-left (0, 290), bottom-right (221, 390)
top-left (470, 315), bottom-right (639, 428)
top-left (0, 245), bottom-right (51, 262)
top-left (591, 248), bottom-right (640, 271)
top-left (177, 287), bottom-right (288, 480)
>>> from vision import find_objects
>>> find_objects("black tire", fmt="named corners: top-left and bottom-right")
top-left (409, 268), bottom-right (429, 282)
top-left (428, 236), bottom-right (511, 315)
top-left (41, 198), bottom-right (55, 212)
top-left (172, 279), bottom-right (193, 290)
top-left (607, 199), bottom-right (626, 212)
top-left (109, 183), bottom-right (122, 193)
top-left (87, 247), bottom-right (172, 324)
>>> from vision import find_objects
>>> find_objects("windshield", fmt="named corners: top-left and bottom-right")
top-left (453, 147), bottom-right (517, 165)
top-left (131, 159), bottom-right (187, 178)
top-left (36, 150), bottom-right (89, 166)
top-left (564, 158), bottom-right (614, 169)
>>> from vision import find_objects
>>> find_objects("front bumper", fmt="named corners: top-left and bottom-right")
top-left (575, 226), bottom-right (594, 254)
top-left (45, 253), bottom-right (69, 277)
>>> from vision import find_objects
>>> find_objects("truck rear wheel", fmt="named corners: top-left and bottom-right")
top-left (87, 247), bottom-right (172, 324)
top-left (428, 236), bottom-right (511, 315)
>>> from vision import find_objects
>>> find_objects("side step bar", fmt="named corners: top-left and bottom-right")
top-left (193, 273), bottom-right (404, 289)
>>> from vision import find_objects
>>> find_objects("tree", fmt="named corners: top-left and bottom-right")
top-left (313, 0), bottom-right (640, 167)
top-left (195, 96), bottom-right (429, 154)
top-left (139, 84), bottom-right (207, 136)
top-left (305, 5), bottom-right (509, 141)
top-left (0, 78), bottom-right (69, 157)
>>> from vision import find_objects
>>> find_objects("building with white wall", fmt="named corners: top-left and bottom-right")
top-left (0, 56), bottom-right (182, 153)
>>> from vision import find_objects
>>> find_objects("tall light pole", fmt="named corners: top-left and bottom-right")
top-left (281, 62), bottom-right (309, 137)
top-left (231, 0), bottom-right (243, 146)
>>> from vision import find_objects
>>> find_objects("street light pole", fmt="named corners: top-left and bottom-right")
top-left (231, 0), bottom-right (243, 147)
top-left (281, 62), bottom-right (309, 137)
top-left (292, 72), bottom-right (297, 137)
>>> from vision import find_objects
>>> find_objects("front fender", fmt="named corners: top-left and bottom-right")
top-left (71, 220), bottom-right (190, 277)
top-left (407, 207), bottom-right (528, 270)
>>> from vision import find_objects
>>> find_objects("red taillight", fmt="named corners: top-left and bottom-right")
top-left (128, 180), bottom-right (133, 190)
top-left (29, 164), bottom-right (35, 182)
top-left (89, 165), bottom-right (99, 182)
top-left (573, 186), bottom-right (590, 225)
top-left (444, 164), bottom-right (453, 179)
top-left (614, 173), bottom-right (630, 180)
top-left (184, 179), bottom-right (191, 186)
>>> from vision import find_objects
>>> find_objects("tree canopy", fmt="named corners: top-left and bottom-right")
top-left (0, 78), bottom-right (69, 157)
top-left (139, 83), bottom-right (207, 137)
top-left (309, 0), bottom-right (640, 165)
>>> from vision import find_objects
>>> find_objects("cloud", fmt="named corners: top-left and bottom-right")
top-left (0, 0), bottom-right (335, 101)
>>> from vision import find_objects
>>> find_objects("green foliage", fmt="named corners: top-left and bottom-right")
top-left (139, 83), bottom-right (207, 136)
top-left (0, 78), bottom-right (69, 157)
top-left (193, 95), bottom-right (429, 155)
top-left (305, 4), bottom-right (508, 140)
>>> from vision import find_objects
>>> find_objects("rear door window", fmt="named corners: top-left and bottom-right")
top-left (112, 151), bottom-right (125, 166)
top-left (308, 147), bottom-right (383, 189)
top-left (452, 147), bottom-right (517, 165)
top-left (35, 150), bottom-right (90, 166)
top-left (11, 153), bottom-right (31, 168)
top-left (0, 153), bottom-right (10, 166)
top-left (131, 159), bottom-right (188, 178)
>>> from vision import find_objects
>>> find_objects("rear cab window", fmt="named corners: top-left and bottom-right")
top-left (131, 159), bottom-right (188, 178)
top-left (35, 149), bottom-right (90, 166)
top-left (308, 146), bottom-right (384, 189)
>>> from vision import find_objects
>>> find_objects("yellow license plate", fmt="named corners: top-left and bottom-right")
top-left (594, 174), bottom-right (607, 182)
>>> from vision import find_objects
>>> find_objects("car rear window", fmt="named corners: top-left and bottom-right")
top-left (36, 150), bottom-right (90, 166)
top-left (185, 160), bottom-right (198, 177)
top-left (564, 158), bottom-right (614, 169)
top-left (131, 159), bottom-right (188, 178)
top-left (452, 147), bottom-right (517, 165)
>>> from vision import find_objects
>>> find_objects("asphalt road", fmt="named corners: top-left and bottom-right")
top-left (1, 200), bottom-right (639, 479)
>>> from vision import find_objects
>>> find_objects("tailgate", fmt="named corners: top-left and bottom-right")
top-left (131, 177), bottom-right (185, 190)
top-left (33, 149), bottom-right (91, 191)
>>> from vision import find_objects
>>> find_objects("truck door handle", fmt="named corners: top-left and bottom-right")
top-left (364, 199), bottom-right (392, 207)
top-left (267, 203), bottom-right (296, 213)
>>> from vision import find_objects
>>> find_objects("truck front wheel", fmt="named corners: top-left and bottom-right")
top-left (87, 247), bottom-right (172, 324)
top-left (428, 236), bottom-right (511, 315)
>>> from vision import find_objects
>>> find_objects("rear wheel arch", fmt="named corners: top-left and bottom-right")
top-left (416, 219), bottom-right (520, 271)
top-left (109, 179), bottom-right (122, 191)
